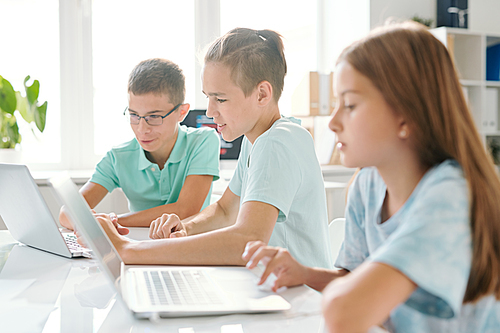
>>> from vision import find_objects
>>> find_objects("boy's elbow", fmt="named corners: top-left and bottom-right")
top-left (170, 202), bottom-right (201, 220)
top-left (176, 208), bottom-right (198, 220)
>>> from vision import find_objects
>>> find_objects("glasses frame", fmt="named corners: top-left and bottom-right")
top-left (123, 104), bottom-right (182, 126)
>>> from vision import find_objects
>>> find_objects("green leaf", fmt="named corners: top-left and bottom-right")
top-left (0, 78), bottom-right (17, 114)
top-left (6, 121), bottom-right (20, 145)
top-left (34, 101), bottom-right (47, 132)
top-left (24, 76), bottom-right (40, 106)
top-left (15, 91), bottom-right (32, 123)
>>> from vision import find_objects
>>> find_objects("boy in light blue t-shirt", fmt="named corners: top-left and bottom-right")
top-left (60, 58), bottom-right (219, 229)
top-left (230, 116), bottom-right (331, 269)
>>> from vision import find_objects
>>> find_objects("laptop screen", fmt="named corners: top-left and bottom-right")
top-left (181, 109), bottom-right (243, 160)
top-left (49, 173), bottom-right (122, 283)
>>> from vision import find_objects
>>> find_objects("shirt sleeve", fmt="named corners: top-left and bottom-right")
top-left (89, 150), bottom-right (120, 193)
top-left (370, 174), bottom-right (471, 319)
top-left (228, 137), bottom-right (250, 197)
top-left (241, 137), bottom-right (301, 220)
top-left (186, 129), bottom-right (220, 181)
top-left (334, 170), bottom-right (370, 270)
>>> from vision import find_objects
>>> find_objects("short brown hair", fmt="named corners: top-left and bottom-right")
top-left (128, 58), bottom-right (185, 105)
top-left (204, 28), bottom-right (287, 102)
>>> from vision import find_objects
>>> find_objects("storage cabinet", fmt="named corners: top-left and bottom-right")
top-left (431, 27), bottom-right (500, 162)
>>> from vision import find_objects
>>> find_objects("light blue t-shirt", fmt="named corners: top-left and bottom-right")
top-left (229, 116), bottom-right (333, 269)
top-left (90, 125), bottom-right (220, 213)
top-left (335, 160), bottom-right (500, 332)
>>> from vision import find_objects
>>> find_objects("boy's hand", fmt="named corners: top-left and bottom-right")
top-left (149, 213), bottom-right (187, 239)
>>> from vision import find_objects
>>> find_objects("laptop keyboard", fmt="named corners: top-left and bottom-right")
top-left (63, 233), bottom-right (87, 253)
top-left (143, 270), bottom-right (223, 306)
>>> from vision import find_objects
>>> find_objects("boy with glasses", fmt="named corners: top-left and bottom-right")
top-left (60, 58), bottom-right (220, 229)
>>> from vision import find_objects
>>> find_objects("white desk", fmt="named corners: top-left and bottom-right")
top-left (0, 229), bottom-right (327, 333)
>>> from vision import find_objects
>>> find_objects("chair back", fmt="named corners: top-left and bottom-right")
top-left (328, 217), bottom-right (346, 263)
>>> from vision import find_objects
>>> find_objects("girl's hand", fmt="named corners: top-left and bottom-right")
top-left (74, 213), bottom-right (128, 248)
top-left (93, 215), bottom-right (129, 253)
top-left (149, 213), bottom-right (187, 239)
top-left (242, 240), bottom-right (309, 292)
top-left (92, 211), bottom-right (129, 235)
top-left (107, 212), bottom-right (129, 235)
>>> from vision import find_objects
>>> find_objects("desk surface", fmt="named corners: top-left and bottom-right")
top-left (0, 229), bottom-right (327, 333)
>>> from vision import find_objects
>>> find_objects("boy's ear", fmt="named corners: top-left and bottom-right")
top-left (256, 81), bottom-right (273, 106)
top-left (177, 103), bottom-right (190, 122)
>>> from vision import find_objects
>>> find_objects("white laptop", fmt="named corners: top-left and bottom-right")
top-left (49, 172), bottom-right (291, 319)
top-left (0, 163), bottom-right (91, 258)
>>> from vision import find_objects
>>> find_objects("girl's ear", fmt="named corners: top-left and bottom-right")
top-left (398, 120), bottom-right (409, 139)
top-left (256, 81), bottom-right (273, 106)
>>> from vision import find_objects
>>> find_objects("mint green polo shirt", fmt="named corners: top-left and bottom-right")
top-left (90, 125), bottom-right (220, 213)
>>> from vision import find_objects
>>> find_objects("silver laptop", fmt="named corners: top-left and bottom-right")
top-left (0, 163), bottom-right (91, 258)
top-left (49, 172), bottom-right (291, 319)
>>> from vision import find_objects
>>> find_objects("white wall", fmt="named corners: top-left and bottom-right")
top-left (469, 0), bottom-right (500, 34)
top-left (370, 0), bottom-right (500, 34)
top-left (369, 0), bottom-right (436, 29)
top-left (329, 0), bottom-right (500, 69)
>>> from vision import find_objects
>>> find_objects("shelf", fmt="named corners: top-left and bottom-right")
top-left (432, 28), bottom-right (500, 163)
top-left (486, 36), bottom-right (500, 47)
top-left (460, 79), bottom-right (483, 86)
top-left (432, 26), bottom-right (479, 37)
top-left (486, 81), bottom-right (500, 87)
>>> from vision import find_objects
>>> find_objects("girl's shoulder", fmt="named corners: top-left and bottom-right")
top-left (427, 159), bottom-right (463, 180)
top-left (354, 160), bottom-right (464, 189)
top-left (416, 160), bottom-right (466, 197)
top-left (354, 167), bottom-right (384, 188)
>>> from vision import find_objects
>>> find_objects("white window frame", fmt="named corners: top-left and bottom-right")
top-left (59, 0), bottom-right (97, 171)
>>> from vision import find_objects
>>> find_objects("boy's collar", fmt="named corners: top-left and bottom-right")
top-left (136, 126), bottom-right (187, 170)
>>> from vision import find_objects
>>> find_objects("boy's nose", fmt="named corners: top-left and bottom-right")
top-left (137, 117), bottom-right (152, 132)
top-left (206, 100), bottom-right (218, 118)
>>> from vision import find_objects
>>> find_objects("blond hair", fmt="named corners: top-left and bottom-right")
top-left (338, 21), bottom-right (500, 303)
top-left (128, 58), bottom-right (185, 105)
top-left (204, 28), bottom-right (287, 102)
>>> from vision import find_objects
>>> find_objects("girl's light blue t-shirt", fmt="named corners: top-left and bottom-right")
top-left (229, 116), bottom-right (333, 269)
top-left (336, 160), bottom-right (500, 332)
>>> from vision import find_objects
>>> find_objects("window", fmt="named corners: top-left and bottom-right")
top-left (1, 0), bottom-right (331, 171)
top-left (91, 0), bottom-right (195, 155)
top-left (0, 0), bottom-right (61, 165)
top-left (220, 0), bottom-right (318, 115)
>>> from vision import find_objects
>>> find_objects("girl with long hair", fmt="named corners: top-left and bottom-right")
top-left (243, 21), bottom-right (500, 332)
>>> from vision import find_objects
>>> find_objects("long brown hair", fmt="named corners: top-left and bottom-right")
top-left (338, 21), bottom-right (500, 303)
top-left (204, 27), bottom-right (287, 102)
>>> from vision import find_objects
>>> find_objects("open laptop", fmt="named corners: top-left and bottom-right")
top-left (0, 163), bottom-right (91, 258)
top-left (49, 172), bottom-right (291, 319)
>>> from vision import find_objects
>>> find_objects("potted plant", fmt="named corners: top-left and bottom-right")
top-left (0, 75), bottom-right (47, 149)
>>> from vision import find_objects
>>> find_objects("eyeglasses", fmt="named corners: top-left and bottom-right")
top-left (123, 104), bottom-right (181, 126)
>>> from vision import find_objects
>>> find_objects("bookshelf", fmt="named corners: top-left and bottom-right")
top-left (431, 27), bottom-right (500, 162)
